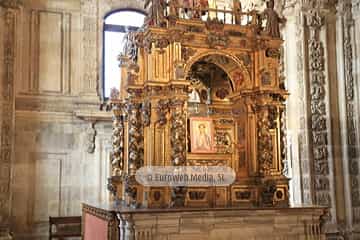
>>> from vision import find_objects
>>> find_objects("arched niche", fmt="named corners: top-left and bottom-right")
top-left (185, 54), bottom-right (249, 177)
top-left (184, 51), bottom-right (252, 93)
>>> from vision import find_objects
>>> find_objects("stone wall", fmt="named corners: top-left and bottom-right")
top-left (0, 0), bottom-right (144, 239)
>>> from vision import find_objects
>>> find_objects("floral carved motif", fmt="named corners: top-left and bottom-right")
top-left (206, 32), bottom-right (229, 49)
top-left (307, 9), bottom-right (331, 207)
top-left (0, 0), bottom-right (22, 8)
top-left (144, 30), bottom-right (194, 54)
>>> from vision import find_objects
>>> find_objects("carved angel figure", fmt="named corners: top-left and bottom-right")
top-left (145, 0), bottom-right (167, 26)
top-left (169, 0), bottom-right (179, 17)
top-left (123, 33), bottom-right (138, 62)
top-left (261, 0), bottom-right (286, 38)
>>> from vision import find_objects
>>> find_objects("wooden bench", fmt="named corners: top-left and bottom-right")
top-left (49, 216), bottom-right (82, 240)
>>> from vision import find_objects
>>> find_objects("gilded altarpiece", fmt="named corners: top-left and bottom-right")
top-left (107, 1), bottom-right (289, 209)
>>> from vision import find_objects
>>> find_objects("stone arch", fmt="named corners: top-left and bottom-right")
top-left (101, 1), bottom-right (146, 19)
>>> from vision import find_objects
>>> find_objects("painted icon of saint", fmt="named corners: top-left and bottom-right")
top-left (195, 124), bottom-right (211, 151)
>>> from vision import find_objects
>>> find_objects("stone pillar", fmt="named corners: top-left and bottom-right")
top-left (0, 0), bottom-right (20, 239)
top-left (282, 1), bottom-right (313, 205)
top-left (283, 0), bottom-right (349, 236)
top-left (336, 0), bottom-right (360, 238)
top-left (352, 0), bottom-right (360, 235)
top-left (304, 2), bottom-right (348, 236)
top-left (306, 4), bottom-right (334, 212)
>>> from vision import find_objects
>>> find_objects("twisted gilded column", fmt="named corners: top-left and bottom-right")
top-left (257, 107), bottom-right (274, 176)
top-left (169, 98), bottom-right (187, 207)
top-left (125, 97), bottom-right (143, 208)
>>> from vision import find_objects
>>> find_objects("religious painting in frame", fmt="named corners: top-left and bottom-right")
top-left (190, 117), bottom-right (216, 153)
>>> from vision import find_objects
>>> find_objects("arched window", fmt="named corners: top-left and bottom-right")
top-left (103, 10), bottom-right (146, 98)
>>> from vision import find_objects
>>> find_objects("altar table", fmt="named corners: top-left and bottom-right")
top-left (82, 202), bottom-right (326, 240)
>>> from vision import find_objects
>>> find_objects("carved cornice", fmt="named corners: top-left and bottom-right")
top-left (82, 204), bottom-right (115, 222)
top-left (0, 0), bottom-right (22, 8)
top-left (143, 29), bottom-right (194, 54)
top-left (301, 0), bottom-right (338, 10)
